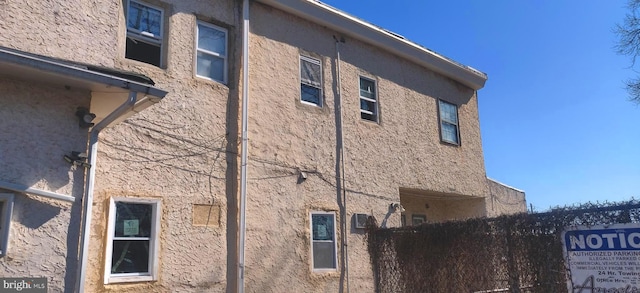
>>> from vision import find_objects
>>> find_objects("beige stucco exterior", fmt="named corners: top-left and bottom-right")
top-left (0, 0), bottom-right (525, 292)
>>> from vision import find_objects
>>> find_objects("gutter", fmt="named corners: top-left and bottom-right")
top-left (0, 180), bottom-right (75, 202)
top-left (75, 91), bottom-right (157, 292)
top-left (254, 0), bottom-right (487, 90)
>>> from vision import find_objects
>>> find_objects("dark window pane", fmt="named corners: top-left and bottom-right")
top-left (301, 59), bottom-right (321, 87)
top-left (360, 100), bottom-right (376, 113)
top-left (361, 112), bottom-right (375, 121)
top-left (301, 84), bottom-right (320, 105)
top-left (126, 37), bottom-right (161, 66)
top-left (359, 78), bottom-right (375, 100)
top-left (115, 202), bottom-right (152, 237)
top-left (441, 122), bottom-right (459, 144)
top-left (111, 240), bottom-right (150, 274)
top-left (313, 241), bottom-right (336, 269)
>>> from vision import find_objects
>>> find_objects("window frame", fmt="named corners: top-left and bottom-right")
top-left (309, 211), bottom-right (338, 272)
top-left (412, 214), bottom-right (426, 226)
top-left (195, 21), bottom-right (228, 84)
top-left (125, 0), bottom-right (165, 67)
top-left (299, 55), bottom-right (323, 107)
top-left (438, 99), bottom-right (461, 145)
top-left (359, 76), bottom-right (379, 123)
top-left (0, 193), bottom-right (14, 256)
top-left (104, 197), bottom-right (161, 284)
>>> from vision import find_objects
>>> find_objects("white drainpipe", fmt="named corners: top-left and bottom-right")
top-left (238, 0), bottom-right (250, 292)
top-left (75, 91), bottom-right (138, 293)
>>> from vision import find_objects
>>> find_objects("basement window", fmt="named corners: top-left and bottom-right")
top-left (300, 55), bottom-right (322, 106)
top-left (0, 194), bottom-right (14, 256)
top-left (125, 0), bottom-right (164, 67)
top-left (310, 211), bottom-right (337, 271)
top-left (104, 197), bottom-right (161, 284)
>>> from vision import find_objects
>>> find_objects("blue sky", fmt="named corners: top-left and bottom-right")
top-left (321, 0), bottom-right (640, 211)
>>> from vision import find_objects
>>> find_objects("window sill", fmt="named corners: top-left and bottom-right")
top-left (107, 275), bottom-right (155, 284)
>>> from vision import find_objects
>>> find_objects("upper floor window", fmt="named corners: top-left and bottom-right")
top-left (300, 55), bottom-right (322, 106)
top-left (104, 197), bottom-right (161, 284)
top-left (310, 211), bottom-right (337, 271)
top-left (359, 76), bottom-right (378, 122)
top-left (0, 194), bottom-right (14, 256)
top-left (438, 100), bottom-right (460, 145)
top-left (125, 0), bottom-right (164, 67)
top-left (196, 22), bottom-right (228, 84)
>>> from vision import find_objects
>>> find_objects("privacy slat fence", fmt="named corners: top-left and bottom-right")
top-left (366, 201), bottom-right (640, 293)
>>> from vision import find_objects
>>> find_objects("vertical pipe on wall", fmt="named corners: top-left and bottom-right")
top-left (75, 91), bottom-right (137, 293)
top-left (238, 0), bottom-right (250, 292)
top-left (334, 36), bottom-right (350, 293)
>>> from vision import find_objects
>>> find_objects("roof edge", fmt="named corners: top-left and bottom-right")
top-left (255, 0), bottom-right (488, 90)
top-left (487, 177), bottom-right (525, 193)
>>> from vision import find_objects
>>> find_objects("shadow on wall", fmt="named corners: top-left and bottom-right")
top-left (12, 195), bottom-right (62, 229)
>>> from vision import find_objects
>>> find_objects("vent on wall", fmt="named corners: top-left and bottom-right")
top-left (354, 213), bottom-right (368, 229)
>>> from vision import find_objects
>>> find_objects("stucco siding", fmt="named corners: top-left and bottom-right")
top-left (0, 78), bottom-right (89, 291)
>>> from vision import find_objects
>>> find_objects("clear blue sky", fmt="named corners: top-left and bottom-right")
top-left (321, 0), bottom-right (640, 211)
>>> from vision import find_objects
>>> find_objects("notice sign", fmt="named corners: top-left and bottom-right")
top-left (123, 219), bottom-right (139, 236)
top-left (562, 223), bottom-right (640, 292)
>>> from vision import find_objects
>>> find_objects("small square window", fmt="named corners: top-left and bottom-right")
top-left (438, 100), bottom-right (460, 145)
top-left (125, 0), bottom-right (164, 67)
top-left (412, 214), bottom-right (426, 226)
top-left (196, 22), bottom-right (228, 83)
top-left (359, 77), bottom-right (378, 122)
top-left (310, 211), bottom-right (337, 271)
top-left (300, 56), bottom-right (322, 106)
top-left (104, 197), bottom-right (161, 284)
top-left (0, 194), bottom-right (14, 256)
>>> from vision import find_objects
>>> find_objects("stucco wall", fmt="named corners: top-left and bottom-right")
top-left (1, 0), bottom-right (239, 291)
top-left (0, 78), bottom-right (89, 291)
top-left (243, 2), bottom-right (491, 292)
top-left (486, 179), bottom-right (527, 217)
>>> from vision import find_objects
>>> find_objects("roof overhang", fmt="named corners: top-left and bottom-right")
top-left (255, 0), bottom-right (488, 90)
top-left (0, 46), bottom-right (168, 126)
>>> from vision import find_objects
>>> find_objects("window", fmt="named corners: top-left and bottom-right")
top-left (438, 100), bottom-right (460, 145)
top-left (310, 211), bottom-right (337, 271)
top-left (125, 0), bottom-right (164, 67)
top-left (359, 76), bottom-right (378, 122)
top-left (300, 56), bottom-right (322, 106)
top-left (0, 194), bottom-right (14, 256)
top-left (412, 214), bottom-right (426, 226)
top-left (196, 22), bottom-right (228, 83)
top-left (104, 197), bottom-right (161, 284)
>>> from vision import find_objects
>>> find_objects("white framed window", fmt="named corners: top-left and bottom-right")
top-left (104, 197), bottom-right (161, 284)
top-left (0, 194), bottom-right (14, 256)
top-left (438, 100), bottom-right (460, 145)
top-left (196, 21), bottom-right (228, 84)
top-left (310, 211), bottom-right (337, 271)
top-left (125, 0), bottom-right (164, 67)
top-left (359, 76), bottom-right (378, 122)
top-left (300, 55), bottom-right (322, 106)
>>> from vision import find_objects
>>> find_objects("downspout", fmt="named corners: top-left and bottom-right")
top-left (334, 36), bottom-right (350, 293)
top-left (238, 0), bottom-right (250, 292)
top-left (75, 91), bottom-right (138, 293)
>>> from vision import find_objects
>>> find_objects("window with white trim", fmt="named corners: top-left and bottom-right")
top-left (125, 0), bottom-right (164, 67)
top-left (359, 76), bottom-right (378, 122)
top-left (300, 55), bottom-right (322, 106)
top-left (196, 22), bottom-right (228, 83)
top-left (104, 197), bottom-right (161, 284)
top-left (0, 194), bottom-right (14, 256)
top-left (438, 100), bottom-right (460, 145)
top-left (310, 211), bottom-right (337, 271)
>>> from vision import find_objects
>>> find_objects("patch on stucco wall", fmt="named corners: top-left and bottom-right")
top-left (192, 204), bottom-right (220, 227)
